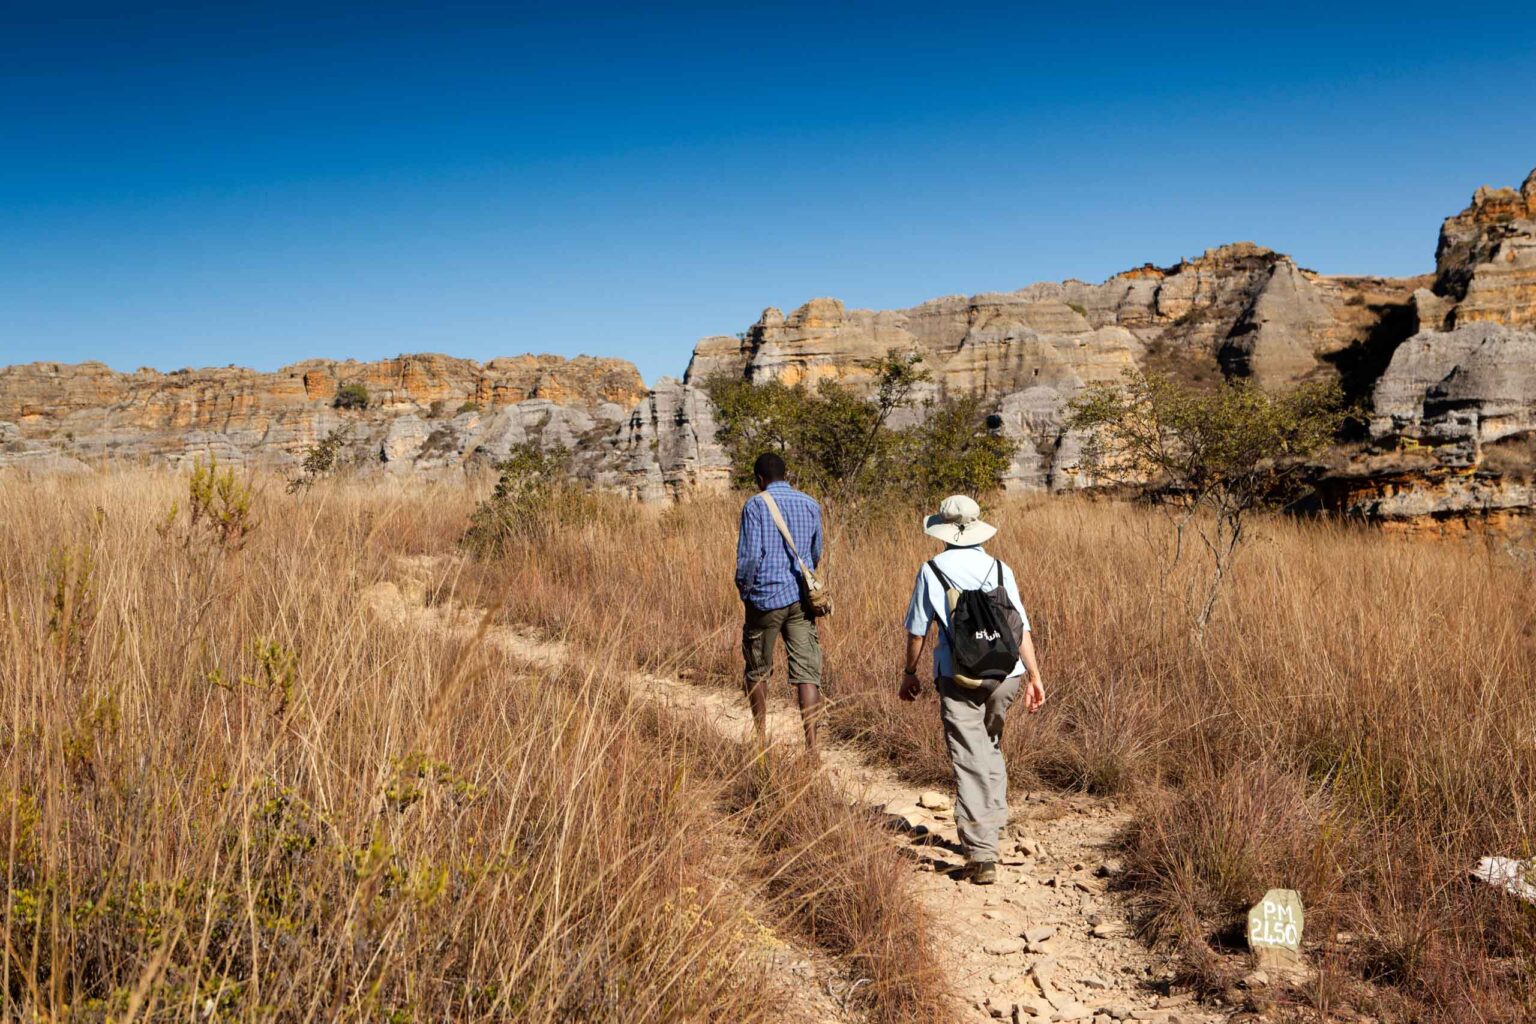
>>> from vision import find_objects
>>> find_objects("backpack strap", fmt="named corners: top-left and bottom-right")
top-left (994, 559), bottom-right (1004, 588)
top-left (925, 559), bottom-right (958, 647)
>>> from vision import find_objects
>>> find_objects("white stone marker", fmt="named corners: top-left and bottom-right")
top-left (1247, 888), bottom-right (1304, 972)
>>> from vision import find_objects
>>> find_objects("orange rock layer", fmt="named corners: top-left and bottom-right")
top-left (0, 353), bottom-right (646, 434)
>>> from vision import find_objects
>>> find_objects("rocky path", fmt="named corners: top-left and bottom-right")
top-left (367, 565), bottom-right (1229, 1024)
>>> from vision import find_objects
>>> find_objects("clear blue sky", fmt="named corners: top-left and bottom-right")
top-left (2, 2), bottom-right (1532, 385)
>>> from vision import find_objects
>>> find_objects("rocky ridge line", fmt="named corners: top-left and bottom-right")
top-left (4, 166), bottom-right (1535, 526)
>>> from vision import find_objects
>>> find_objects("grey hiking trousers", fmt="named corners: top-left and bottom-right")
top-left (938, 673), bottom-right (1022, 863)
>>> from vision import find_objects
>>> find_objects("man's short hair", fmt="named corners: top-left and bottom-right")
top-left (753, 452), bottom-right (787, 482)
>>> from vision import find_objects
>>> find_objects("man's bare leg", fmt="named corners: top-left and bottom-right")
top-left (796, 682), bottom-right (822, 756)
top-left (744, 676), bottom-right (770, 746)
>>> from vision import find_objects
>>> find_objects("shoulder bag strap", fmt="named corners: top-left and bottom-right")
top-left (759, 491), bottom-right (811, 576)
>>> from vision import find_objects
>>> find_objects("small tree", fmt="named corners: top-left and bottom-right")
top-left (287, 426), bottom-right (354, 492)
top-left (333, 383), bottom-right (369, 410)
top-left (705, 351), bottom-right (1018, 510)
top-left (1069, 371), bottom-right (1342, 633)
top-left (706, 351), bottom-right (928, 502)
top-left (795, 352), bottom-right (929, 504)
top-left (705, 375), bottom-right (807, 490)
top-left (462, 442), bottom-right (619, 556)
top-left (903, 394), bottom-right (1017, 501)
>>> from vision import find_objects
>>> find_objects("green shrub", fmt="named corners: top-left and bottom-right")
top-left (461, 443), bottom-right (622, 556)
top-left (181, 457), bottom-right (258, 550)
top-left (704, 351), bottom-right (1017, 509)
top-left (903, 394), bottom-right (1016, 501)
top-left (287, 427), bottom-right (354, 492)
top-left (333, 383), bottom-right (369, 410)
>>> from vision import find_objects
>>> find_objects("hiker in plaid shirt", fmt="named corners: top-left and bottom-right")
top-left (735, 452), bottom-right (824, 753)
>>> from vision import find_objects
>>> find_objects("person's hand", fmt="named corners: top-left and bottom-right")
top-left (1023, 676), bottom-right (1046, 713)
top-left (898, 670), bottom-right (924, 702)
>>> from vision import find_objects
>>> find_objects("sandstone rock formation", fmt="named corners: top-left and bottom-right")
top-left (0, 353), bottom-right (644, 474)
top-left (0, 351), bottom-right (740, 502)
top-left (689, 243), bottom-right (1417, 394)
top-left (1432, 169), bottom-right (1536, 329)
top-left (683, 242), bottom-right (1425, 495)
top-left (6, 165), bottom-right (1536, 529)
top-left (1319, 169), bottom-right (1536, 527)
top-left (604, 378), bottom-right (733, 501)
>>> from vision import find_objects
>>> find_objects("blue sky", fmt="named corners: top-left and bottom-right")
top-left (2, 2), bottom-right (1532, 385)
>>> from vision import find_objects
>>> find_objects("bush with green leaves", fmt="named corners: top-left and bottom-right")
top-left (462, 443), bottom-right (624, 556)
top-left (171, 456), bottom-right (259, 551)
top-left (333, 383), bottom-right (369, 410)
top-left (704, 350), bottom-right (1016, 510)
top-left (905, 393), bottom-right (1017, 501)
top-left (1068, 370), bottom-right (1343, 630)
top-left (287, 426), bottom-right (355, 492)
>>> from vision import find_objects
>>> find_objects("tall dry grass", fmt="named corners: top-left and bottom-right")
top-left (0, 469), bottom-right (949, 1023)
top-left (457, 486), bottom-right (1536, 1022)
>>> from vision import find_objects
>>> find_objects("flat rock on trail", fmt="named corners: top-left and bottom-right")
top-left (367, 566), bottom-right (1230, 1024)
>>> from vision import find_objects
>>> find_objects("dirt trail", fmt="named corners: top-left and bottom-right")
top-left (368, 563), bottom-right (1228, 1024)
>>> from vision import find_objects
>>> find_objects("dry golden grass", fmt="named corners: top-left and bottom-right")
top-left (9, 465), bottom-right (1536, 1022)
top-left (458, 486), bottom-right (1536, 1022)
top-left (0, 469), bottom-right (946, 1023)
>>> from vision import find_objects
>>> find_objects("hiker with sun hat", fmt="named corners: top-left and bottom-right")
top-left (900, 494), bottom-right (1045, 885)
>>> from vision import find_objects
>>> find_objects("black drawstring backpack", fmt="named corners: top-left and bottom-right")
top-left (926, 559), bottom-right (1023, 688)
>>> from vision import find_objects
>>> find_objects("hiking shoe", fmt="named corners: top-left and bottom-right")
top-left (970, 861), bottom-right (997, 886)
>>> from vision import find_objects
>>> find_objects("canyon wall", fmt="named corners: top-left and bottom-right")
top-left (681, 241), bottom-right (1428, 493)
top-left (1317, 168), bottom-right (1536, 527)
top-left (4, 166), bottom-right (1535, 526)
top-left (0, 354), bottom-right (652, 481)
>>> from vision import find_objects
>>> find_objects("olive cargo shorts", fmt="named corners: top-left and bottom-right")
top-left (742, 600), bottom-right (822, 688)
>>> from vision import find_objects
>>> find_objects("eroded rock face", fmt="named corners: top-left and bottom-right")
top-left (690, 244), bottom-right (1412, 394)
top-left (587, 378), bottom-right (732, 502)
top-left (1369, 323), bottom-right (1536, 453)
top-left (0, 354), bottom-right (646, 477)
top-left (1328, 168), bottom-right (1536, 527)
top-left (1434, 169), bottom-right (1536, 328)
top-left (8, 166), bottom-right (1536, 529)
top-left (682, 242), bottom-right (1423, 495)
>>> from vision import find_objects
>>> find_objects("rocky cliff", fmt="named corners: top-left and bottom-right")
top-left (680, 237), bottom-right (1436, 492)
top-left (0, 353), bottom-right (648, 475)
top-left (688, 242), bottom-right (1421, 395)
top-left (1316, 168), bottom-right (1536, 527)
top-left (5, 166), bottom-right (1535, 526)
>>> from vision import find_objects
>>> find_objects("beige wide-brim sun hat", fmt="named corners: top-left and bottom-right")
top-left (923, 494), bottom-right (997, 547)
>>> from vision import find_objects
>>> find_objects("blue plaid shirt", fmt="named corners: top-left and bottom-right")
top-left (736, 482), bottom-right (823, 611)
